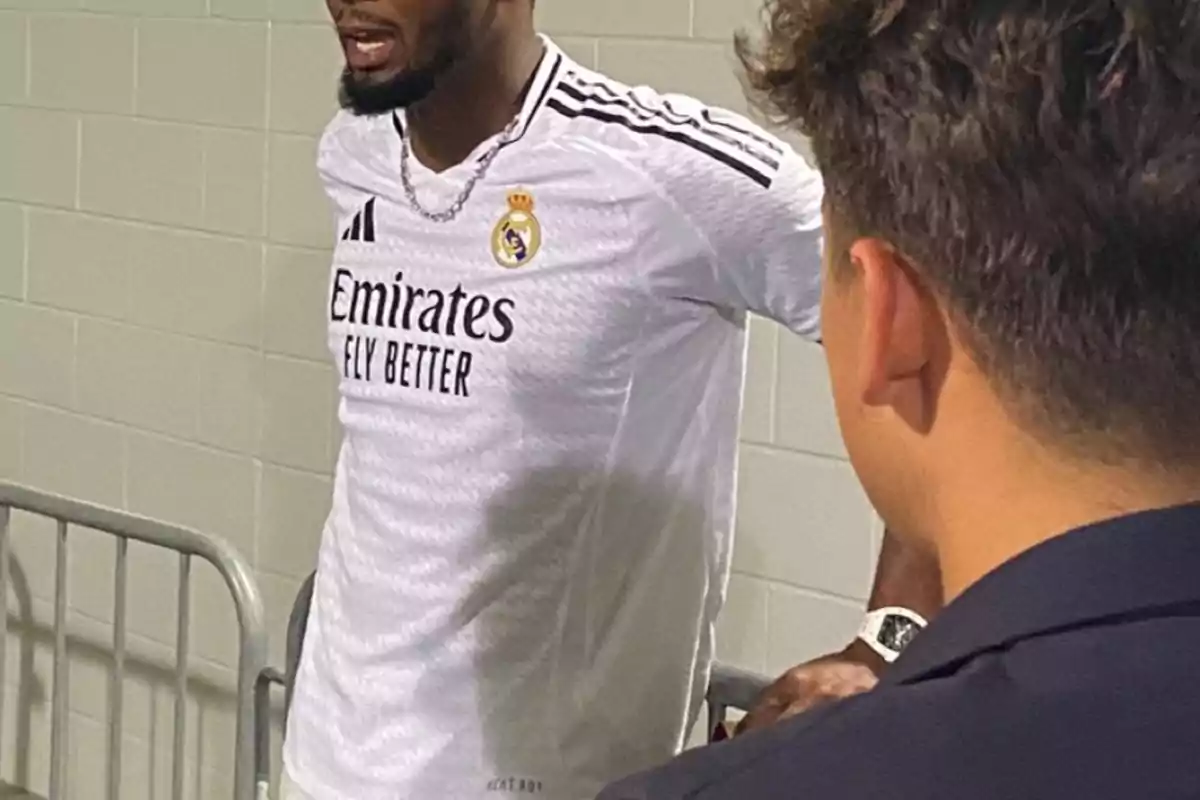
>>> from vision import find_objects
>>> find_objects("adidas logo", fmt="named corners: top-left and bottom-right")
top-left (341, 197), bottom-right (377, 242)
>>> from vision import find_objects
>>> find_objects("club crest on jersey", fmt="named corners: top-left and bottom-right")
top-left (491, 190), bottom-right (541, 268)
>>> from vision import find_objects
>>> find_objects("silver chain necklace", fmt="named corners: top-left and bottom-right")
top-left (399, 113), bottom-right (522, 223)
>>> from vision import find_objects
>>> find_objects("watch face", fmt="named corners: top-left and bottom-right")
top-left (879, 614), bottom-right (921, 651)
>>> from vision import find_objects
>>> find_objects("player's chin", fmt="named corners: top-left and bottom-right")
top-left (343, 63), bottom-right (406, 88)
top-left (339, 67), bottom-right (421, 115)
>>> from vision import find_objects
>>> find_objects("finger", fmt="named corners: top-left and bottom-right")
top-left (731, 677), bottom-right (790, 735)
top-left (733, 698), bottom-right (785, 735)
top-left (736, 693), bottom-right (824, 736)
top-left (774, 676), bottom-right (877, 725)
top-left (776, 694), bottom-right (835, 722)
top-left (737, 678), bottom-right (868, 735)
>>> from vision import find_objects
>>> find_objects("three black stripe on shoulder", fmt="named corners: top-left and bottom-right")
top-left (546, 75), bottom-right (782, 188)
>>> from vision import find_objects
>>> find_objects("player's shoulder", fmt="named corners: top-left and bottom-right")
top-left (540, 59), bottom-right (811, 196)
top-left (316, 107), bottom-right (398, 201)
top-left (318, 108), bottom-right (391, 166)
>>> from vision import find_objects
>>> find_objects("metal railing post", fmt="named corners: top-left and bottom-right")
top-left (0, 482), bottom-right (269, 800)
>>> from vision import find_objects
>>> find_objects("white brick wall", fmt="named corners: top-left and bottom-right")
top-left (0, 0), bottom-right (879, 796)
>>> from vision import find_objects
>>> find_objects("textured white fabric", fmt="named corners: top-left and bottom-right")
top-left (281, 769), bottom-right (314, 800)
top-left (283, 37), bottom-right (824, 800)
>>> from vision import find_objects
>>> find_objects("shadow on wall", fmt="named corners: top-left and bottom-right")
top-left (1, 535), bottom-right (284, 800)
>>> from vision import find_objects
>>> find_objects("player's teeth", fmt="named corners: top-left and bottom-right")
top-left (356, 40), bottom-right (385, 53)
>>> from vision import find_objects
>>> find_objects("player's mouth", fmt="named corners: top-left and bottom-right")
top-left (339, 27), bottom-right (398, 72)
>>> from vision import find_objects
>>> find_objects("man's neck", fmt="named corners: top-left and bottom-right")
top-left (405, 29), bottom-right (544, 173)
top-left (931, 432), bottom-right (1200, 602)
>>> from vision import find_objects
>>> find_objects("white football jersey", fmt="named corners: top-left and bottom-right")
top-left (284, 37), bottom-right (824, 800)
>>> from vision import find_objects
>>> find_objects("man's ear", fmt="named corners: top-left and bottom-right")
top-left (848, 239), bottom-right (930, 410)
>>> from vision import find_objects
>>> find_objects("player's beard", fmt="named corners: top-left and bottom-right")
top-left (339, 0), bottom-right (475, 115)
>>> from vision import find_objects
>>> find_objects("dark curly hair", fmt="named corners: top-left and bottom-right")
top-left (738, 1), bottom-right (1200, 465)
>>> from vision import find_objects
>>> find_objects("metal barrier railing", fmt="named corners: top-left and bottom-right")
top-left (0, 482), bottom-right (270, 800)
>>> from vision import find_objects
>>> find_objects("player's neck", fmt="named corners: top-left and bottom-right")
top-left (405, 30), bottom-right (544, 174)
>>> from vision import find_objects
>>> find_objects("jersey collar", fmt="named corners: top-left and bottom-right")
top-left (506, 34), bottom-right (566, 145)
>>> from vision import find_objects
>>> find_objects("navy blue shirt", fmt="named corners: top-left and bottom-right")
top-left (598, 504), bottom-right (1200, 800)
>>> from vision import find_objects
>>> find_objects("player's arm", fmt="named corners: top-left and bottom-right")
top-left (857, 529), bottom-right (944, 667)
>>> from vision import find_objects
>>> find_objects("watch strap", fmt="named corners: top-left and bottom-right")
top-left (857, 606), bottom-right (928, 664)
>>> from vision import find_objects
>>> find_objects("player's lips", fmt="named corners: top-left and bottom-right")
top-left (339, 27), bottom-right (397, 72)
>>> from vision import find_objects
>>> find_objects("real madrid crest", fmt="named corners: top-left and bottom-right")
top-left (491, 189), bottom-right (542, 268)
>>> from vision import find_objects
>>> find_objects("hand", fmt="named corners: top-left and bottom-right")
top-left (734, 640), bottom-right (883, 735)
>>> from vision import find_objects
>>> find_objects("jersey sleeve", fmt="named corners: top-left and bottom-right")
top-left (643, 97), bottom-right (825, 341)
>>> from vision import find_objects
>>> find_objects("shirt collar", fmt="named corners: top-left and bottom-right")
top-left (507, 34), bottom-right (566, 143)
top-left (885, 502), bottom-right (1200, 685)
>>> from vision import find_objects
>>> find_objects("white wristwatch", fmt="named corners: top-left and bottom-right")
top-left (857, 606), bottom-right (928, 663)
